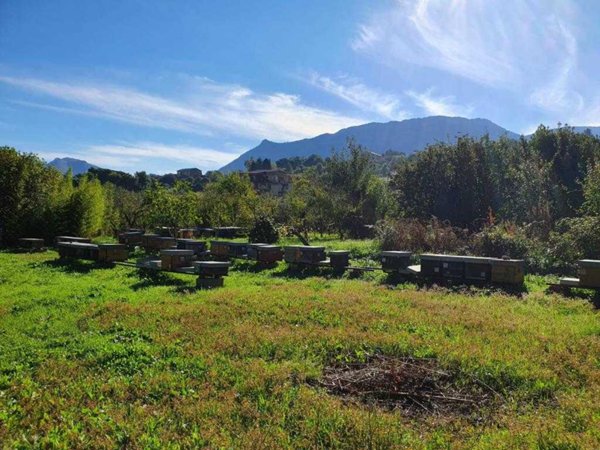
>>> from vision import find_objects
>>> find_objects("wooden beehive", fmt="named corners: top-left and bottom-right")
top-left (178, 228), bottom-right (195, 239)
top-left (284, 246), bottom-right (303, 263)
top-left (55, 236), bottom-right (92, 245)
top-left (177, 239), bottom-right (207, 256)
top-left (214, 227), bottom-right (243, 238)
top-left (97, 244), bottom-right (129, 262)
top-left (155, 227), bottom-right (172, 237)
top-left (298, 246), bottom-right (326, 264)
top-left (463, 256), bottom-right (493, 282)
top-left (255, 245), bottom-right (283, 264)
top-left (247, 243), bottom-right (268, 259)
top-left (227, 242), bottom-right (249, 258)
top-left (160, 249), bottom-right (194, 271)
top-left (329, 250), bottom-right (350, 270)
top-left (420, 254), bottom-right (465, 279)
top-left (210, 241), bottom-right (230, 259)
top-left (57, 242), bottom-right (99, 260)
top-left (195, 260), bottom-right (230, 278)
top-left (489, 259), bottom-right (525, 285)
top-left (118, 231), bottom-right (143, 246)
top-left (18, 238), bottom-right (45, 250)
top-left (577, 260), bottom-right (600, 287)
top-left (380, 251), bottom-right (411, 272)
top-left (196, 227), bottom-right (214, 238)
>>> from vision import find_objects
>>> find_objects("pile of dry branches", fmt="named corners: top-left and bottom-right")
top-left (318, 355), bottom-right (502, 419)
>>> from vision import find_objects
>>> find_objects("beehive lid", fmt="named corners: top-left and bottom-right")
top-left (329, 250), bottom-right (350, 255)
top-left (249, 243), bottom-right (269, 247)
top-left (160, 249), bottom-right (194, 256)
top-left (143, 233), bottom-right (159, 238)
top-left (578, 259), bottom-right (600, 267)
top-left (59, 242), bottom-right (98, 249)
top-left (299, 246), bottom-right (325, 251)
top-left (98, 244), bottom-right (127, 249)
top-left (420, 253), bottom-right (492, 263)
top-left (559, 277), bottom-right (580, 286)
top-left (19, 238), bottom-right (44, 242)
top-left (284, 245), bottom-right (304, 249)
top-left (194, 261), bottom-right (230, 268)
top-left (488, 258), bottom-right (525, 266)
top-left (157, 236), bottom-right (175, 241)
top-left (381, 251), bottom-right (411, 257)
top-left (123, 231), bottom-right (143, 235)
top-left (258, 245), bottom-right (281, 250)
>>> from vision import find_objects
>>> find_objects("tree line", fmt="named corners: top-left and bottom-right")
top-left (3, 125), bottom-right (600, 271)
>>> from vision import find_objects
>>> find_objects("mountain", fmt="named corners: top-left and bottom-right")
top-left (220, 116), bottom-right (520, 172)
top-left (48, 157), bottom-right (97, 175)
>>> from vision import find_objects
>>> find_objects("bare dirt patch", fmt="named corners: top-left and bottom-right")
top-left (316, 355), bottom-right (504, 421)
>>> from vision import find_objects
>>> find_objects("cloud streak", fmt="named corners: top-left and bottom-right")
top-left (406, 89), bottom-right (473, 117)
top-left (304, 72), bottom-right (408, 120)
top-left (0, 75), bottom-right (365, 142)
top-left (39, 141), bottom-right (241, 173)
top-left (353, 0), bottom-right (581, 112)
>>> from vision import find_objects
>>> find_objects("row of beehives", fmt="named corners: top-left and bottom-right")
top-left (210, 243), bottom-right (526, 286)
top-left (119, 226), bottom-right (244, 242)
top-left (55, 236), bottom-right (129, 263)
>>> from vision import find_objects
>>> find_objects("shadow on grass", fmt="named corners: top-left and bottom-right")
top-left (37, 258), bottom-right (113, 274)
top-left (545, 285), bottom-right (600, 308)
top-left (129, 268), bottom-right (189, 291)
top-left (379, 273), bottom-right (528, 297)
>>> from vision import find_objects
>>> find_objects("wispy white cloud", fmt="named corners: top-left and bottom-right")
top-left (304, 72), bottom-right (408, 120)
top-left (0, 75), bottom-right (365, 142)
top-left (38, 141), bottom-right (241, 173)
top-left (353, 0), bottom-right (582, 113)
top-left (406, 89), bottom-right (473, 117)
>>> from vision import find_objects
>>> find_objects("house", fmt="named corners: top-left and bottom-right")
top-left (248, 169), bottom-right (291, 196)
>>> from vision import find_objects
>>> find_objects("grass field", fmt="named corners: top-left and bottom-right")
top-left (0, 247), bottom-right (599, 449)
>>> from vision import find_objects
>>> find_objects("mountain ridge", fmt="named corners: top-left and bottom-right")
top-left (220, 116), bottom-right (521, 172)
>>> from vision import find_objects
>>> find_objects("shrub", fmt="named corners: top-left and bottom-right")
top-left (249, 216), bottom-right (279, 244)
top-left (376, 218), bottom-right (469, 254)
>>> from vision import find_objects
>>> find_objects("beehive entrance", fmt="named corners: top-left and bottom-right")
top-left (316, 355), bottom-right (502, 420)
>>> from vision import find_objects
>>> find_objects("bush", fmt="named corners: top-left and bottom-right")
top-left (248, 216), bottom-right (279, 244)
top-left (376, 218), bottom-right (470, 254)
top-left (547, 216), bottom-right (600, 274)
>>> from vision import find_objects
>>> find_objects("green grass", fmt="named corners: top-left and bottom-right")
top-left (0, 249), bottom-right (599, 449)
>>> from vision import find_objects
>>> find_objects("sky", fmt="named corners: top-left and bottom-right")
top-left (2, 0), bottom-right (600, 174)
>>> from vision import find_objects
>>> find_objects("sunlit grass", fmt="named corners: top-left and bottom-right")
top-left (0, 249), bottom-right (598, 448)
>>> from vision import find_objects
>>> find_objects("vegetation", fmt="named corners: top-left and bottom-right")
top-left (0, 249), bottom-right (598, 448)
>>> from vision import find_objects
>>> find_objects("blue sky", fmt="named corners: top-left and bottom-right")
top-left (2, 0), bottom-right (600, 174)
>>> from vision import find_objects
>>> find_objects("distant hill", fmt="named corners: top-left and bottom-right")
top-left (48, 157), bottom-right (97, 175)
top-left (220, 116), bottom-right (520, 172)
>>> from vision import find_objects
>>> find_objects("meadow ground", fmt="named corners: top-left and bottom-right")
top-left (0, 242), bottom-right (599, 449)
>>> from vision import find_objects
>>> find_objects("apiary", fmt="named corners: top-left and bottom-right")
top-left (227, 242), bottom-right (249, 258)
top-left (379, 251), bottom-right (412, 272)
top-left (255, 245), bottom-right (283, 264)
top-left (247, 243), bottom-right (268, 259)
top-left (489, 258), bottom-right (525, 285)
top-left (177, 239), bottom-right (207, 256)
top-left (97, 244), bottom-right (129, 262)
top-left (178, 228), bottom-right (195, 239)
top-left (329, 250), bottom-right (350, 271)
top-left (55, 236), bottom-right (92, 245)
top-left (577, 260), bottom-right (600, 287)
top-left (118, 231), bottom-right (143, 246)
top-left (420, 254), bottom-right (465, 279)
top-left (57, 242), bottom-right (99, 260)
top-left (160, 249), bottom-right (194, 271)
top-left (210, 241), bottom-right (230, 259)
top-left (18, 238), bottom-right (45, 251)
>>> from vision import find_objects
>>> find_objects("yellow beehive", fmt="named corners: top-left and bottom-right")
top-left (490, 259), bottom-right (524, 285)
